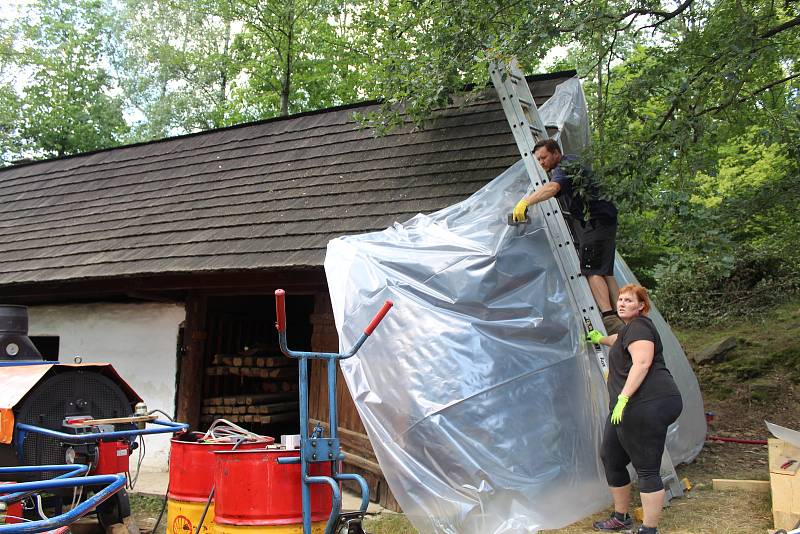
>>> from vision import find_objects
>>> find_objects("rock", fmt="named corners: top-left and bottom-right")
top-left (691, 336), bottom-right (738, 364)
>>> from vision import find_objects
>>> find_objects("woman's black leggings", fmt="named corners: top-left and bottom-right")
top-left (600, 395), bottom-right (683, 493)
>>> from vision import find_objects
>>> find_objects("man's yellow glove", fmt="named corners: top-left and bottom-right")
top-left (586, 329), bottom-right (604, 344)
top-left (512, 199), bottom-right (529, 222)
top-left (611, 394), bottom-right (629, 425)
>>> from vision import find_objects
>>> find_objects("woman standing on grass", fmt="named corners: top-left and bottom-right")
top-left (586, 284), bottom-right (683, 534)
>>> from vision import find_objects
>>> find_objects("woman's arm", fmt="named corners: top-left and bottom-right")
top-left (599, 333), bottom-right (618, 347)
top-left (620, 339), bottom-right (655, 397)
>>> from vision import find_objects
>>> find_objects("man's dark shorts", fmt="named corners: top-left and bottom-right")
top-left (577, 218), bottom-right (617, 276)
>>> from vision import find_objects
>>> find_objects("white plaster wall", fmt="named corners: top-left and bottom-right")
top-left (27, 302), bottom-right (186, 472)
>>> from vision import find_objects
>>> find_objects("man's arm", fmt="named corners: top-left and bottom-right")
top-left (521, 181), bottom-right (561, 206)
top-left (512, 181), bottom-right (562, 222)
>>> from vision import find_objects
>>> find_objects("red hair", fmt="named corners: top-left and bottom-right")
top-left (619, 284), bottom-right (651, 315)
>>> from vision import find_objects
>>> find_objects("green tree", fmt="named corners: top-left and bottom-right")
top-left (226, 0), bottom-right (367, 119)
top-left (15, 0), bottom-right (128, 157)
top-left (0, 21), bottom-right (23, 164)
top-left (115, 0), bottom-right (243, 140)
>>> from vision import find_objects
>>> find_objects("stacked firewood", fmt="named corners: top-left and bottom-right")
top-left (200, 392), bottom-right (298, 425)
top-left (201, 346), bottom-right (299, 424)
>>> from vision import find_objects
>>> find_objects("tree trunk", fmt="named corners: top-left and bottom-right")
top-left (280, 25), bottom-right (293, 116)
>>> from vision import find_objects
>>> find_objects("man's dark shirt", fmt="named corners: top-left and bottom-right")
top-left (551, 154), bottom-right (617, 223)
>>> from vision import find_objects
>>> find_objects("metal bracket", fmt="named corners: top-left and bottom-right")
top-left (304, 438), bottom-right (341, 463)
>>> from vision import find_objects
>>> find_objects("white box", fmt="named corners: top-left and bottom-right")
top-left (281, 434), bottom-right (301, 450)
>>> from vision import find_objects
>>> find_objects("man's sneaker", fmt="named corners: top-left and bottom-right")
top-left (636, 527), bottom-right (658, 534)
top-left (592, 512), bottom-right (632, 532)
top-left (602, 314), bottom-right (625, 335)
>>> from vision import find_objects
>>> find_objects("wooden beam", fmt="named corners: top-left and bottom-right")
top-left (0, 268), bottom-right (327, 304)
top-left (712, 479), bottom-right (771, 493)
top-left (342, 452), bottom-right (382, 476)
top-left (176, 293), bottom-right (207, 429)
top-left (69, 415), bottom-right (157, 426)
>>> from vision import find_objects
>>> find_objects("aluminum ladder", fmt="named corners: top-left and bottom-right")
top-left (488, 58), bottom-right (684, 503)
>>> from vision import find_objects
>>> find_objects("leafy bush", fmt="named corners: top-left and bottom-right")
top-left (652, 244), bottom-right (800, 326)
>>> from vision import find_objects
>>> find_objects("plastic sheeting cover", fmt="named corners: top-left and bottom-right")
top-left (539, 78), bottom-right (590, 156)
top-left (326, 161), bottom-right (612, 533)
top-left (324, 79), bottom-right (706, 533)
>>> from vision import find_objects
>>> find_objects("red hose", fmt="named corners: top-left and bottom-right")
top-left (706, 435), bottom-right (767, 445)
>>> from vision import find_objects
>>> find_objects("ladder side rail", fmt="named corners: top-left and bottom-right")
top-left (490, 60), bottom-right (609, 376)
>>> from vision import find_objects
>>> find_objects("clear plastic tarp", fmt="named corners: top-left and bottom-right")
top-left (324, 78), bottom-right (706, 533)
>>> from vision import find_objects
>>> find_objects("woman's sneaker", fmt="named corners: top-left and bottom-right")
top-left (592, 511), bottom-right (633, 532)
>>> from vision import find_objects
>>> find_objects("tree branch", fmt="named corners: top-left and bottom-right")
top-left (557, 0), bottom-right (694, 33)
top-left (695, 71), bottom-right (800, 116)
top-left (759, 14), bottom-right (800, 38)
top-left (639, 0), bottom-right (694, 32)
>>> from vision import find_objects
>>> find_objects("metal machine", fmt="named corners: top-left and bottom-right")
top-left (0, 305), bottom-right (187, 532)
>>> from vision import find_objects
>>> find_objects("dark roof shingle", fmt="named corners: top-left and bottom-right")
top-left (0, 72), bottom-right (574, 286)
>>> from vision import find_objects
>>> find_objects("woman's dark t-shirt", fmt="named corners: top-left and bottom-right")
top-left (607, 316), bottom-right (681, 408)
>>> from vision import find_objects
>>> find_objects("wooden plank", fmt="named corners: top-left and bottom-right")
top-left (712, 479), bottom-right (771, 493)
top-left (769, 438), bottom-right (800, 475)
top-left (769, 438), bottom-right (800, 530)
top-left (201, 393), bottom-right (297, 407)
top-left (68, 415), bottom-right (157, 426)
top-left (311, 420), bottom-right (374, 453)
top-left (247, 401), bottom-right (299, 415)
top-left (340, 451), bottom-right (382, 476)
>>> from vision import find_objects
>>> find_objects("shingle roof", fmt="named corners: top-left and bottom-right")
top-left (0, 72), bottom-right (574, 286)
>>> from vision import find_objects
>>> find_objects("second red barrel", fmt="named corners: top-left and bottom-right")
top-left (213, 449), bottom-right (333, 530)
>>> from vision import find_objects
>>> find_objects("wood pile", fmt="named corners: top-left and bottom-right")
top-left (201, 347), bottom-right (299, 425)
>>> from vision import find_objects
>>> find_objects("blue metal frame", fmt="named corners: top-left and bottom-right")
top-left (275, 290), bottom-right (391, 534)
top-left (0, 465), bottom-right (88, 504)
top-left (0, 466), bottom-right (126, 534)
top-left (16, 419), bottom-right (187, 442)
top-left (14, 420), bottom-right (188, 460)
top-left (0, 362), bottom-right (52, 367)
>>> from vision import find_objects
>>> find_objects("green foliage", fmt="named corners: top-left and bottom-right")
top-left (225, 0), bottom-right (366, 120)
top-left (646, 128), bottom-right (800, 325)
top-left (13, 0), bottom-right (128, 157)
top-left (115, 0), bottom-right (244, 139)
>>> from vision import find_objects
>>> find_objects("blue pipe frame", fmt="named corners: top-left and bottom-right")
top-left (274, 289), bottom-right (392, 534)
top-left (0, 465), bottom-right (126, 534)
top-left (14, 420), bottom-right (188, 461)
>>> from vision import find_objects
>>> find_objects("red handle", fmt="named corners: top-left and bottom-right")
top-left (275, 289), bottom-right (286, 332)
top-left (364, 300), bottom-right (393, 336)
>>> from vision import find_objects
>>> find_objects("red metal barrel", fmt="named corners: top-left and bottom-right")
top-left (213, 449), bottom-right (333, 526)
top-left (168, 433), bottom-right (274, 502)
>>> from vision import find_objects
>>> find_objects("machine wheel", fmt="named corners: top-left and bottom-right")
top-left (96, 488), bottom-right (132, 529)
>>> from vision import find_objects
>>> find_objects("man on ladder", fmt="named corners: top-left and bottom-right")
top-left (510, 138), bottom-right (625, 335)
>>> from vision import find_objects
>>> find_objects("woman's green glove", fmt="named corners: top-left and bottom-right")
top-left (586, 329), bottom-right (604, 344)
top-left (512, 199), bottom-right (529, 222)
top-left (611, 394), bottom-right (629, 425)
